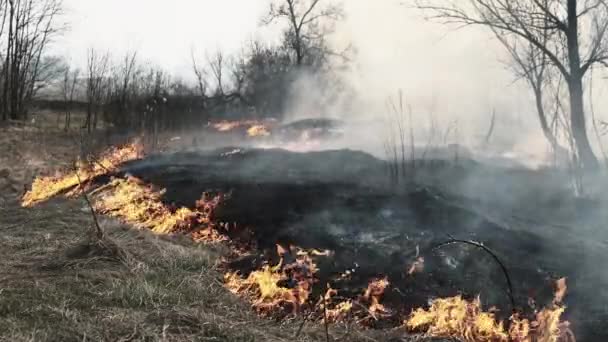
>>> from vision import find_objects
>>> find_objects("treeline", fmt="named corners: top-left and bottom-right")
top-left (0, 0), bottom-right (350, 138)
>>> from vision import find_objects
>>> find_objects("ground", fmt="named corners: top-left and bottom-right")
top-left (0, 118), bottom-right (430, 342)
top-left (3, 113), bottom-right (607, 341)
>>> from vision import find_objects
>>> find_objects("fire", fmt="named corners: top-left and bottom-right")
top-left (326, 300), bottom-right (354, 322)
top-left (363, 277), bottom-right (391, 317)
top-left (21, 142), bottom-right (143, 207)
top-left (406, 296), bottom-right (508, 341)
top-left (93, 176), bottom-right (225, 241)
top-left (224, 244), bottom-right (322, 315)
top-left (406, 278), bottom-right (574, 342)
top-left (211, 120), bottom-right (273, 136)
top-left (213, 120), bottom-right (244, 132)
top-left (247, 124), bottom-right (271, 137)
top-left (323, 286), bottom-right (353, 323)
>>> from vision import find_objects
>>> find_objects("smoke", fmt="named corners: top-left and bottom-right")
top-left (279, 0), bottom-right (588, 168)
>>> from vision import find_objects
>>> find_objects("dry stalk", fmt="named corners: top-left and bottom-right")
top-left (432, 234), bottom-right (515, 311)
top-left (73, 162), bottom-right (104, 240)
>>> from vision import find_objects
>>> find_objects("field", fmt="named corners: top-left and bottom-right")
top-left (0, 115), bottom-right (422, 342)
top-left (2, 112), bottom-right (608, 341)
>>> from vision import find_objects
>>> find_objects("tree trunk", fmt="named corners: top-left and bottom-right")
top-left (93, 106), bottom-right (98, 130)
top-left (533, 87), bottom-right (559, 151)
top-left (86, 101), bottom-right (92, 133)
top-left (568, 76), bottom-right (599, 169)
top-left (566, 0), bottom-right (599, 170)
top-left (4, 1), bottom-right (13, 120)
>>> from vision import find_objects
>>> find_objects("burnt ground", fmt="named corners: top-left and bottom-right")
top-left (3, 122), bottom-right (432, 342)
top-left (120, 147), bottom-right (608, 341)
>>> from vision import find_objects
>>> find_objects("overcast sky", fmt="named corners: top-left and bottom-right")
top-left (55, 0), bottom-right (274, 76)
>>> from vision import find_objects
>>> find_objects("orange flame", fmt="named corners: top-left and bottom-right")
top-left (323, 286), bottom-right (353, 323)
top-left (247, 124), bottom-right (271, 137)
top-left (213, 120), bottom-right (244, 132)
top-left (363, 277), bottom-right (391, 317)
top-left (21, 142), bottom-right (143, 207)
top-left (406, 296), bottom-right (509, 341)
top-left (93, 176), bottom-right (225, 241)
top-left (224, 244), bottom-right (323, 315)
top-left (406, 278), bottom-right (574, 342)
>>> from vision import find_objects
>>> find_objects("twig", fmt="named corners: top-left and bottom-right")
top-left (74, 162), bottom-right (104, 240)
top-left (323, 286), bottom-right (331, 342)
top-left (432, 234), bottom-right (516, 311)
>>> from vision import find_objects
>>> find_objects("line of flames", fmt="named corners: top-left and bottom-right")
top-left (211, 120), bottom-right (272, 137)
top-left (92, 176), bottom-right (226, 242)
top-left (21, 142), bottom-right (143, 207)
top-left (21, 143), bottom-right (575, 342)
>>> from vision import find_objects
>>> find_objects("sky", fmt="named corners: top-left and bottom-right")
top-left (55, 0), bottom-right (275, 76)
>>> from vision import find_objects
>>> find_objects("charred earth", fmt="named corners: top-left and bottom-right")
top-left (116, 147), bottom-right (608, 341)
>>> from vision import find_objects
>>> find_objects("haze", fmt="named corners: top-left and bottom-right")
top-left (48, 0), bottom-right (608, 165)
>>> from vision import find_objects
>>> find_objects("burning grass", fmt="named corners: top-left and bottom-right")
top-left (227, 246), bottom-right (573, 342)
top-left (21, 142), bottom-right (143, 207)
top-left (212, 120), bottom-right (272, 137)
top-left (406, 278), bottom-right (574, 342)
top-left (224, 244), bottom-right (319, 315)
top-left (247, 124), bottom-right (271, 137)
top-left (93, 176), bottom-right (226, 241)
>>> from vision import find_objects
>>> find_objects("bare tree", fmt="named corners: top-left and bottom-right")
top-left (264, 0), bottom-right (344, 66)
top-left (109, 50), bottom-right (138, 129)
top-left (493, 17), bottom-right (562, 152)
top-left (85, 48), bottom-right (109, 133)
top-left (207, 49), bottom-right (225, 96)
top-left (61, 64), bottom-right (79, 131)
top-left (191, 49), bottom-right (209, 99)
top-left (416, 0), bottom-right (608, 169)
top-left (1, 0), bottom-right (63, 120)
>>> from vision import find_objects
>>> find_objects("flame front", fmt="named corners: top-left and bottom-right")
top-left (212, 120), bottom-right (272, 137)
top-left (212, 120), bottom-right (244, 132)
top-left (247, 124), bottom-right (271, 137)
top-left (363, 277), bottom-right (391, 317)
top-left (225, 244), bottom-right (319, 315)
top-left (406, 296), bottom-right (509, 341)
top-left (94, 176), bottom-right (225, 241)
top-left (21, 142), bottom-right (143, 207)
top-left (406, 278), bottom-right (574, 342)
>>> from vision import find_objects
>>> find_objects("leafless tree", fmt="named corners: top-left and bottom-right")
top-left (207, 49), bottom-right (225, 96)
top-left (264, 0), bottom-right (344, 66)
top-left (61, 65), bottom-right (79, 131)
top-left (191, 47), bottom-right (248, 117)
top-left (191, 49), bottom-right (209, 99)
top-left (416, 0), bottom-right (608, 169)
top-left (0, 0), bottom-right (63, 121)
top-left (85, 48), bottom-right (110, 133)
top-left (494, 18), bottom-right (562, 152)
top-left (110, 50), bottom-right (138, 129)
